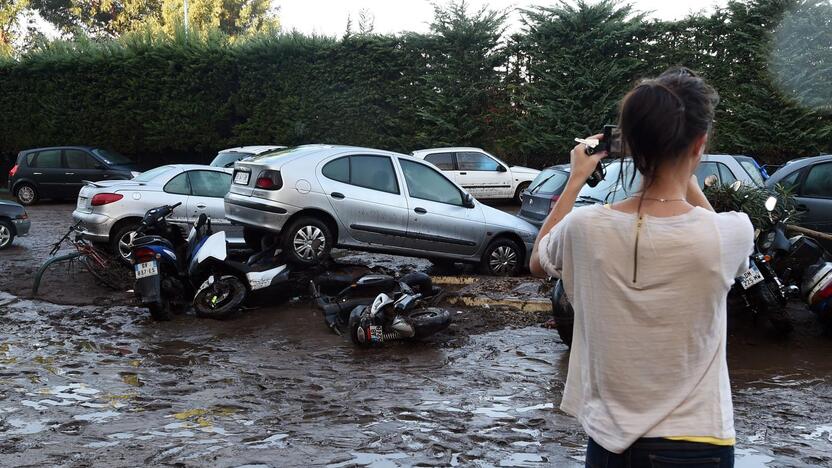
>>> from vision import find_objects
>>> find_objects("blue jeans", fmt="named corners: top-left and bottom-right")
top-left (586, 437), bottom-right (734, 468)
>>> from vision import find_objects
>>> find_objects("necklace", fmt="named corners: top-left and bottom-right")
top-left (633, 194), bottom-right (686, 203)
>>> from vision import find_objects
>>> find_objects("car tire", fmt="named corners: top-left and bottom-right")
top-left (282, 217), bottom-right (333, 266)
top-left (480, 237), bottom-right (523, 276)
top-left (514, 182), bottom-right (530, 205)
top-left (111, 222), bottom-right (140, 266)
top-left (243, 227), bottom-right (266, 251)
top-left (15, 183), bottom-right (38, 206)
top-left (0, 220), bottom-right (15, 250)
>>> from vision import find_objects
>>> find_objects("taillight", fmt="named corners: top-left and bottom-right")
top-left (91, 193), bottom-right (124, 206)
top-left (549, 194), bottom-right (560, 211)
top-left (16, 211), bottom-right (28, 220)
top-left (255, 170), bottom-right (282, 190)
top-left (8, 164), bottom-right (18, 178)
top-left (133, 247), bottom-right (155, 264)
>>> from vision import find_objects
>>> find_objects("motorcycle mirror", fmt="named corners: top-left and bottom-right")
top-left (765, 196), bottom-right (777, 212)
top-left (729, 180), bottom-right (743, 192)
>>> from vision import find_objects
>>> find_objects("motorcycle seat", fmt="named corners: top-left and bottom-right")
top-left (132, 235), bottom-right (175, 251)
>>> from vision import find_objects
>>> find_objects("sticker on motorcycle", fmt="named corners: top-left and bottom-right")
top-left (135, 261), bottom-right (158, 279)
top-left (740, 264), bottom-right (764, 290)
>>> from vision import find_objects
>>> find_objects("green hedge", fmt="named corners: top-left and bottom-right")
top-left (1, 0), bottom-right (829, 184)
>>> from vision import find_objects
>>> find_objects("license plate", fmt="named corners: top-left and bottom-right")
top-left (234, 171), bottom-right (250, 185)
top-left (740, 264), bottom-right (764, 289)
top-left (135, 261), bottom-right (158, 279)
top-left (77, 197), bottom-right (87, 209)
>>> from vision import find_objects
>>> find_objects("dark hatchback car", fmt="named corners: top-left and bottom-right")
top-left (766, 154), bottom-right (832, 235)
top-left (0, 200), bottom-right (30, 249)
top-left (8, 146), bottom-right (139, 205)
top-left (518, 164), bottom-right (571, 226)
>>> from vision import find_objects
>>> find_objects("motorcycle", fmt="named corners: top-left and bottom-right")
top-left (309, 272), bottom-right (451, 347)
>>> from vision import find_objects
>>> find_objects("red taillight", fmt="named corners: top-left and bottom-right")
top-left (255, 170), bottom-right (282, 190)
top-left (9, 164), bottom-right (18, 178)
top-left (549, 194), bottom-right (560, 211)
top-left (133, 247), bottom-right (155, 264)
top-left (91, 193), bottom-right (124, 206)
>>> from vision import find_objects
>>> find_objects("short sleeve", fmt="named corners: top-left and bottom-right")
top-left (717, 212), bottom-right (754, 280)
top-left (538, 217), bottom-right (569, 278)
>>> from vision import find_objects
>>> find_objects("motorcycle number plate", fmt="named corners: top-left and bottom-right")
top-left (740, 264), bottom-right (764, 290)
top-left (233, 171), bottom-right (250, 185)
top-left (369, 325), bottom-right (383, 343)
top-left (135, 261), bottom-right (158, 279)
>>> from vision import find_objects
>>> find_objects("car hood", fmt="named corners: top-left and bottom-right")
top-left (510, 166), bottom-right (540, 175)
top-left (481, 204), bottom-right (539, 237)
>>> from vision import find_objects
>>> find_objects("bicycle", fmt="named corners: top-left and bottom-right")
top-left (33, 221), bottom-right (127, 295)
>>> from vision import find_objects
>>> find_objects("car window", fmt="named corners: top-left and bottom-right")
top-left (777, 169), bottom-right (803, 193)
top-left (25, 153), bottom-right (35, 166)
top-left (717, 163), bottom-right (737, 185)
top-left (322, 157), bottom-right (350, 183)
top-left (735, 157), bottom-right (765, 186)
top-left (211, 151), bottom-right (251, 168)
top-left (695, 162), bottom-right (720, 188)
top-left (577, 161), bottom-right (640, 203)
top-left (529, 168), bottom-right (569, 194)
top-left (400, 160), bottom-right (463, 206)
top-left (457, 152), bottom-right (501, 172)
top-left (164, 172), bottom-right (191, 195)
top-left (65, 150), bottom-right (99, 170)
top-left (425, 152), bottom-right (456, 170)
top-left (189, 170), bottom-right (231, 198)
top-left (802, 162), bottom-right (832, 198)
top-left (133, 165), bottom-right (175, 183)
top-left (33, 149), bottom-right (62, 168)
top-left (349, 155), bottom-right (399, 194)
top-left (91, 148), bottom-right (132, 165)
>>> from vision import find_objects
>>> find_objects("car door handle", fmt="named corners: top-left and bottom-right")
top-left (65, 172), bottom-right (75, 175)
top-left (414, 207), bottom-right (427, 214)
top-left (459, 172), bottom-right (467, 175)
top-left (331, 192), bottom-right (345, 199)
top-left (33, 172), bottom-right (42, 175)
top-left (196, 204), bottom-right (207, 209)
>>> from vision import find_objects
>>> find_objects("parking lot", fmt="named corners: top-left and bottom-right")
top-left (1, 203), bottom-right (831, 467)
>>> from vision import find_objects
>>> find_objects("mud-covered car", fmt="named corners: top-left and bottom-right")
top-left (0, 200), bottom-right (30, 249)
top-left (224, 145), bottom-right (539, 276)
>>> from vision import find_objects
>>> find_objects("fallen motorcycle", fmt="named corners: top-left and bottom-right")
top-left (309, 272), bottom-right (451, 347)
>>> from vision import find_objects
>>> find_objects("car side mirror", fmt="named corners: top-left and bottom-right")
top-left (463, 193), bottom-right (475, 208)
top-left (497, 165), bottom-right (507, 173)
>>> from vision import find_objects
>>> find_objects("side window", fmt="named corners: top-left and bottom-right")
top-left (400, 160), bottom-right (463, 206)
top-left (322, 157), bottom-right (349, 184)
top-left (349, 155), bottom-right (399, 194)
top-left (694, 162), bottom-right (720, 188)
top-left (189, 171), bottom-right (231, 198)
top-left (425, 152), bottom-right (456, 170)
top-left (65, 150), bottom-right (98, 170)
top-left (457, 152), bottom-right (500, 172)
top-left (33, 149), bottom-right (62, 168)
top-left (717, 163), bottom-right (737, 185)
top-left (777, 169), bottom-right (803, 193)
top-left (164, 172), bottom-right (191, 195)
top-left (25, 153), bottom-right (35, 166)
top-left (802, 163), bottom-right (832, 198)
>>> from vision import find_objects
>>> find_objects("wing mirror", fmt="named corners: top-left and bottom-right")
top-left (463, 193), bottom-right (476, 208)
top-left (729, 180), bottom-right (743, 192)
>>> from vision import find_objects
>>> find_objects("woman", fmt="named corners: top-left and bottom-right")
top-left (530, 67), bottom-right (753, 467)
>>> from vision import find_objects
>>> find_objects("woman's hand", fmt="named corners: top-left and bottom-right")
top-left (686, 174), bottom-right (715, 212)
top-left (567, 133), bottom-right (608, 187)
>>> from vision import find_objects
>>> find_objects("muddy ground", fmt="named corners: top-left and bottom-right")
top-left (0, 203), bottom-right (831, 467)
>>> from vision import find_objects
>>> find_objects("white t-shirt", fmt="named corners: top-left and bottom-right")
top-left (538, 204), bottom-right (754, 453)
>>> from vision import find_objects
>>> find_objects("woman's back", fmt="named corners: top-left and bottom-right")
top-left (539, 203), bottom-right (752, 452)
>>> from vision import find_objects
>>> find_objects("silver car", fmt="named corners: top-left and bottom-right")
top-left (224, 145), bottom-right (539, 276)
top-left (73, 164), bottom-right (242, 261)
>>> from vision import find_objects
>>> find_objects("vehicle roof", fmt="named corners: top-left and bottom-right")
top-left (21, 145), bottom-right (98, 153)
top-left (245, 144), bottom-right (410, 166)
top-left (411, 147), bottom-right (484, 155)
top-left (767, 154), bottom-right (832, 182)
top-left (219, 145), bottom-right (286, 154)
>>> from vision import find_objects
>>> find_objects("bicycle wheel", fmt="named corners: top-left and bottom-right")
top-left (80, 255), bottom-right (126, 291)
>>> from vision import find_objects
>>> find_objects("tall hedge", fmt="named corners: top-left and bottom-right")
top-left (1, 0), bottom-right (830, 184)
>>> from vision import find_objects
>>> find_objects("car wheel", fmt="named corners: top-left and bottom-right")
top-left (15, 184), bottom-right (38, 206)
top-left (480, 237), bottom-right (522, 276)
top-left (243, 227), bottom-right (266, 251)
top-left (111, 222), bottom-right (140, 265)
top-left (282, 217), bottom-right (333, 266)
top-left (514, 182), bottom-right (531, 205)
top-left (0, 220), bottom-right (15, 249)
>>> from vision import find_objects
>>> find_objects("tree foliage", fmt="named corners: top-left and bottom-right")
top-left (0, 0), bottom-right (830, 178)
top-left (0, 0), bottom-right (27, 55)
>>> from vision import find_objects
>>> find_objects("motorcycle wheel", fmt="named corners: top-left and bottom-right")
top-left (551, 280), bottom-right (574, 348)
top-left (194, 276), bottom-right (247, 320)
top-left (751, 281), bottom-right (792, 335)
top-left (408, 307), bottom-right (451, 339)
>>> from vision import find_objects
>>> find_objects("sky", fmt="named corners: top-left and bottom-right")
top-left (275, 0), bottom-right (728, 37)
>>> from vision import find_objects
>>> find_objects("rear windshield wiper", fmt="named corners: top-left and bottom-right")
top-left (529, 173), bottom-right (558, 195)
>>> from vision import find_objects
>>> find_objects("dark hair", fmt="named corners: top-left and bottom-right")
top-left (619, 67), bottom-right (719, 187)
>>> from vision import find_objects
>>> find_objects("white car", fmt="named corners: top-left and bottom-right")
top-left (72, 164), bottom-right (243, 262)
top-left (411, 147), bottom-right (540, 203)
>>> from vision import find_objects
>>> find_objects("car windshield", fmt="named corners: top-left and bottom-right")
top-left (92, 148), bottom-right (133, 165)
top-left (132, 165), bottom-right (175, 183)
top-left (211, 151), bottom-right (252, 168)
top-left (577, 160), bottom-right (641, 204)
top-left (734, 156), bottom-right (766, 186)
top-left (528, 168), bottom-right (569, 194)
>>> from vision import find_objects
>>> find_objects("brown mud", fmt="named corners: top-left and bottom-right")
top-left (0, 203), bottom-right (830, 467)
